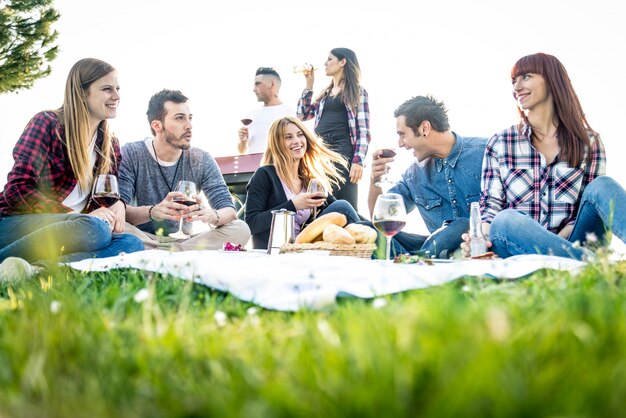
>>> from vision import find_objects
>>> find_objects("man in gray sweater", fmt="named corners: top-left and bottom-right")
top-left (119, 89), bottom-right (250, 250)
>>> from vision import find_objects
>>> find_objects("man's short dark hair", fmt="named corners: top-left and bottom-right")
top-left (147, 89), bottom-right (188, 135)
top-left (394, 95), bottom-right (450, 134)
top-left (255, 67), bottom-right (281, 81)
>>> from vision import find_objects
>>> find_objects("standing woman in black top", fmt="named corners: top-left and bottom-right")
top-left (297, 47), bottom-right (371, 211)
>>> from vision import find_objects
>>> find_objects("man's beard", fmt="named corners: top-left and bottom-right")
top-left (164, 129), bottom-right (191, 150)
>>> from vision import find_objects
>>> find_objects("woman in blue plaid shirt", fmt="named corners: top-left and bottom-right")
top-left (463, 52), bottom-right (626, 260)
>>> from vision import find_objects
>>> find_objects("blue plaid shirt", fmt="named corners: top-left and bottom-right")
top-left (297, 88), bottom-right (371, 166)
top-left (480, 123), bottom-right (606, 233)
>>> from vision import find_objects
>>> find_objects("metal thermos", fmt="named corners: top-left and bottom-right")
top-left (267, 209), bottom-right (296, 254)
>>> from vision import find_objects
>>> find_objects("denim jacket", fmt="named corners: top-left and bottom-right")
top-left (389, 133), bottom-right (487, 233)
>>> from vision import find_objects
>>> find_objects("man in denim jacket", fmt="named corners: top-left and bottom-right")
top-left (368, 95), bottom-right (487, 259)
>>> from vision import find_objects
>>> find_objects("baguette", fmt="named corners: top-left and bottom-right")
top-left (295, 212), bottom-right (347, 244)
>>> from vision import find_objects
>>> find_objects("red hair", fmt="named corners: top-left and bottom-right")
top-left (511, 53), bottom-right (595, 167)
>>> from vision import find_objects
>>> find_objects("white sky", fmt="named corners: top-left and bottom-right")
top-left (1, 0), bottom-right (625, 233)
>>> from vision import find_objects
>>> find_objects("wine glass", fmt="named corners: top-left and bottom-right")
top-left (374, 148), bottom-right (398, 187)
top-left (92, 174), bottom-right (120, 207)
top-left (169, 180), bottom-right (198, 239)
top-left (307, 178), bottom-right (328, 219)
top-left (372, 193), bottom-right (407, 261)
top-left (240, 118), bottom-right (253, 148)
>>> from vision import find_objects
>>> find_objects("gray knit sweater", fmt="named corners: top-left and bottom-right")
top-left (119, 139), bottom-right (233, 234)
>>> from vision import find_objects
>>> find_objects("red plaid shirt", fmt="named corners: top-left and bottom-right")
top-left (0, 111), bottom-right (121, 215)
top-left (480, 123), bottom-right (606, 233)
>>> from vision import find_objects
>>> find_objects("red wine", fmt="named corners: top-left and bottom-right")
top-left (311, 195), bottom-right (327, 200)
top-left (380, 149), bottom-right (397, 158)
top-left (373, 220), bottom-right (406, 237)
top-left (93, 193), bottom-right (119, 207)
top-left (241, 118), bottom-right (253, 126)
top-left (173, 198), bottom-right (195, 207)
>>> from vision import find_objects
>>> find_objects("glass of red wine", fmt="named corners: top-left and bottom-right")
top-left (240, 118), bottom-right (253, 148)
top-left (92, 174), bottom-right (121, 207)
top-left (374, 148), bottom-right (398, 187)
top-left (372, 192), bottom-right (407, 262)
top-left (169, 180), bottom-right (198, 239)
top-left (307, 178), bottom-right (327, 219)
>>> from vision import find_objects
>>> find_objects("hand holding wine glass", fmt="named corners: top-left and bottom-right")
top-left (372, 193), bottom-right (407, 261)
top-left (239, 117), bottom-right (252, 143)
top-left (92, 174), bottom-right (121, 208)
top-left (307, 178), bottom-right (328, 219)
top-left (169, 180), bottom-right (198, 239)
top-left (374, 147), bottom-right (398, 187)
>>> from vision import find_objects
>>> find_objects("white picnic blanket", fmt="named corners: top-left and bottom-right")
top-left (68, 250), bottom-right (586, 311)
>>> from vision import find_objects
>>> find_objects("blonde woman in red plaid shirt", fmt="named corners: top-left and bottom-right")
top-left (463, 53), bottom-right (626, 260)
top-left (0, 58), bottom-right (144, 263)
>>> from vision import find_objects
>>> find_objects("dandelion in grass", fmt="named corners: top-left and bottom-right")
top-left (485, 307), bottom-right (510, 342)
top-left (372, 298), bottom-right (387, 309)
top-left (317, 319), bottom-right (340, 346)
top-left (133, 288), bottom-right (150, 303)
top-left (246, 308), bottom-right (261, 327)
top-left (50, 300), bottom-right (61, 314)
top-left (214, 310), bottom-right (228, 327)
top-left (462, 285), bottom-right (471, 292)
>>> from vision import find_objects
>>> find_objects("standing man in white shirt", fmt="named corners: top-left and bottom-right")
top-left (238, 67), bottom-right (295, 154)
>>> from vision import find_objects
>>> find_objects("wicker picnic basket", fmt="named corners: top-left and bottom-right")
top-left (280, 242), bottom-right (377, 259)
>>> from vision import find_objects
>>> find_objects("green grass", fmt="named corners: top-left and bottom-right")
top-left (2, 260), bottom-right (626, 417)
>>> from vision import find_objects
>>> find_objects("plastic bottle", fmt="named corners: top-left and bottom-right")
top-left (469, 202), bottom-right (487, 256)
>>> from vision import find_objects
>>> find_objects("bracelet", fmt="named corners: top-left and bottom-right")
top-left (148, 204), bottom-right (156, 221)
top-left (210, 208), bottom-right (220, 229)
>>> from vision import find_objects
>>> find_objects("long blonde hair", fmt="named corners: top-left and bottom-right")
top-left (54, 58), bottom-right (116, 191)
top-left (262, 116), bottom-right (347, 194)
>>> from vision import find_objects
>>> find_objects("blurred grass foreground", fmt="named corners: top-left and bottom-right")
top-left (1, 258), bottom-right (626, 418)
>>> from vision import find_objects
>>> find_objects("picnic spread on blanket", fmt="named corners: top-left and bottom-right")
top-left (68, 250), bottom-right (586, 311)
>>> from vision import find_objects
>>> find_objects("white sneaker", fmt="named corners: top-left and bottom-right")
top-left (0, 257), bottom-right (42, 283)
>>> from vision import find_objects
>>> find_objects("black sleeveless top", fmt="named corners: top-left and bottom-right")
top-left (316, 95), bottom-right (350, 139)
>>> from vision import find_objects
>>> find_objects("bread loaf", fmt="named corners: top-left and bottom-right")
top-left (295, 212), bottom-right (348, 244)
top-left (344, 223), bottom-right (378, 244)
top-left (323, 224), bottom-right (356, 244)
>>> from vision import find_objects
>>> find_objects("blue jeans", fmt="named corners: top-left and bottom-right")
top-left (490, 176), bottom-right (626, 260)
top-left (319, 200), bottom-right (361, 225)
top-left (359, 218), bottom-right (469, 259)
top-left (0, 213), bottom-right (144, 263)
